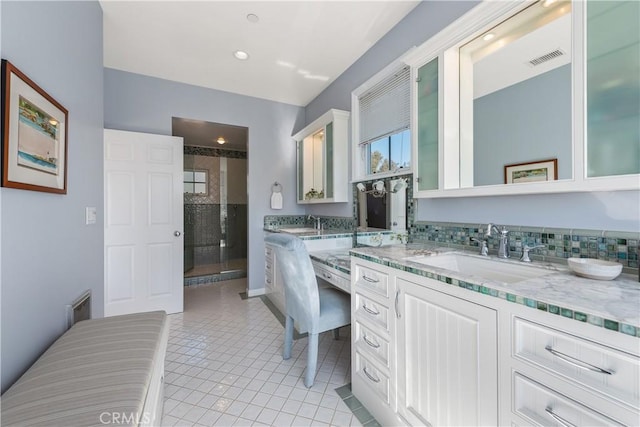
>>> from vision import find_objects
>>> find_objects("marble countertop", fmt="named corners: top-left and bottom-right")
top-left (264, 227), bottom-right (353, 238)
top-left (309, 249), bottom-right (352, 275)
top-left (350, 244), bottom-right (640, 333)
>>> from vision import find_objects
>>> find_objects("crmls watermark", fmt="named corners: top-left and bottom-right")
top-left (99, 411), bottom-right (152, 425)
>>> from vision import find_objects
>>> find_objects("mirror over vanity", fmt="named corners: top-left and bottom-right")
top-left (405, 0), bottom-right (639, 198)
top-left (293, 109), bottom-right (350, 203)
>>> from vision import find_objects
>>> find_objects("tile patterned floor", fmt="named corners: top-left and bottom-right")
top-left (162, 279), bottom-right (362, 426)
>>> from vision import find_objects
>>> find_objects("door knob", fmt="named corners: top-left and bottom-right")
top-left (174, 231), bottom-right (181, 237)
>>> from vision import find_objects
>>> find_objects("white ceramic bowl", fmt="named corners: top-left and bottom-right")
top-left (567, 258), bottom-right (623, 280)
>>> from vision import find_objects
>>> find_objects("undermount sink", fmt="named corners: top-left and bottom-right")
top-left (404, 253), bottom-right (552, 284)
top-left (279, 227), bottom-right (319, 234)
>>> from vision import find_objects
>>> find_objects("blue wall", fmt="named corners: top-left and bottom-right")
top-left (474, 64), bottom-right (572, 186)
top-left (104, 69), bottom-right (306, 295)
top-left (303, 1), bottom-right (639, 232)
top-left (1, 0), bottom-right (105, 391)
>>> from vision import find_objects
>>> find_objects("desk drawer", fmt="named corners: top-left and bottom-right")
top-left (354, 321), bottom-right (389, 368)
top-left (513, 317), bottom-right (640, 408)
top-left (354, 263), bottom-right (389, 298)
top-left (312, 261), bottom-right (350, 294)
top-left (513, 373), bottom-right (623, 426)
top-left (354, 292), bottom-right (389, 333)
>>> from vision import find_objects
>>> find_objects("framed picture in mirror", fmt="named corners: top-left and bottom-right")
top-left (504, 159), bottom-right (557, 184)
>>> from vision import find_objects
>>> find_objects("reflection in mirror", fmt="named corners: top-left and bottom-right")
top-left (586, 1), bottom-right (640, 177)
top-left (355, 175), bottom-right (410, 232)
top-left (459, 0), bottom-right (572, 187)
top-left (300, 128), bottom-right (325, 199)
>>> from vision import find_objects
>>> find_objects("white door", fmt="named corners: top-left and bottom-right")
top-left (104, 129), bottom-right (184, 316)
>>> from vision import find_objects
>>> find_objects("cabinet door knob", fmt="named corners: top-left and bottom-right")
top-left (174, 230), bottom-right (181, 237)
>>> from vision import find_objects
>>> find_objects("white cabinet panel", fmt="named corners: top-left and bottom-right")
top-left (396, 276), bottom-right (498, 427)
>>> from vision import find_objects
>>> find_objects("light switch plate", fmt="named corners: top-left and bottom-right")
top-left (85, 207), bottom-right (97, 225)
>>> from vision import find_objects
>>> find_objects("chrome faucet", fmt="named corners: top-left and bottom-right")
top-left (486, 223), bottom-right (510, 258)
top-left (308, 214), bottom-right (322, 230)
top-left (471, 237), bottom-right (489, 256)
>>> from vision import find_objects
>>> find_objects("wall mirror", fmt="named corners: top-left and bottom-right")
top-left (355, 174), bottom-right (411, 232)
top-left (293, 109), bottom-right (349, 204)
top-left (459, 0), bottom-right (573, 188)
top-left (299, 127), bottom-right (326, 200)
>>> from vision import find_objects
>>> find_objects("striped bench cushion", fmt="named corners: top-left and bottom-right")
top-left (1, 311), bottom-right (167, 427)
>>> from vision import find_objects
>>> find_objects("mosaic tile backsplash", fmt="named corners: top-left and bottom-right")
top-left (263, 215), bottom-right (356, 231)
top-left (411, 221), bottom-right (639, 275)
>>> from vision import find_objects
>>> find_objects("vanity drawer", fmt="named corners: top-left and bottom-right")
top-left (354, 321), bottom-right (390, 368)
top-left (513, 373), bottom-right (623, 426)
top-left (354, 292), bottom-right (389, 333)
top-left (354, 351), bottom-right (389, 404)
top-left (513, 317), bottom-right (640, 408)
top-left (312, 261), bottom-right (350, 294)
top-left (354, 263), bottom-right (389, 298)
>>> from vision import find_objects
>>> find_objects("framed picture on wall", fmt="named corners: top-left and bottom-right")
top-left (504, 159), bottom-right (557, 184)
top-left (1, 60), bottom-right (68, 194)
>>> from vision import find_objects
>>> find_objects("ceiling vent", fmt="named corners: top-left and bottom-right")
top-left (528, 49), bottom-right (565, 67)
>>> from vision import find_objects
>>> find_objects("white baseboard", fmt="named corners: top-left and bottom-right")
top-left (247, 287), bottom-right (265, 298)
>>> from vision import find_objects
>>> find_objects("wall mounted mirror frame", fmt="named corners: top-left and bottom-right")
top-left (293, 109), bottom-right (350, 204)
top-left (404, 0), bottom-right (639, 199)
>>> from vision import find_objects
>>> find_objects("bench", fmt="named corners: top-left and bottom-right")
top-left (1, 311), bottom-right (169, 427)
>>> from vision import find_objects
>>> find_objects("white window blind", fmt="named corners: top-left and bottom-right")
top-left (358, 66), bottom-right (410, 145)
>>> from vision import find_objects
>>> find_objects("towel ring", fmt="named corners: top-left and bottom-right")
top-left (272, 182), bottom-right (283, 193)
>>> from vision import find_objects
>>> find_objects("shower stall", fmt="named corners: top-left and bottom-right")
top-left (174, 118), bottom-right (248, 284)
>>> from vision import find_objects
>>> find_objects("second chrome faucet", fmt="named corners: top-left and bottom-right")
top-left (486, 223), bottom-right (510, 258)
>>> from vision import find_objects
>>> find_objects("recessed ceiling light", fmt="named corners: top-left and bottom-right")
top-left (246, 13), bottom-right (259, 23)
top-left (234, 50), bottom-right (249, 60)
top-left (482, 33), bottom-right (495, 41)
top-left (217, 137), bottom-right (226, 145)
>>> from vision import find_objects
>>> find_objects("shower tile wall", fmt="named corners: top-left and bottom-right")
top-left (184, 147), bottom-right (247, 270)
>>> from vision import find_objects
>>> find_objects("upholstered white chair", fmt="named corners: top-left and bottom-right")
top-left (265, 233), bottom-right (351, 387)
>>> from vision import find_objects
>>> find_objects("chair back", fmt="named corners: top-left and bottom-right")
top-left (265, 233), bottom-right (320, 333)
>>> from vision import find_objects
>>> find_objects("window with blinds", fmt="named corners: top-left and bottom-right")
top-left (358, 66), bottom-right (411, 175)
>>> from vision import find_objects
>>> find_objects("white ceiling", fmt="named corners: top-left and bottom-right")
top-left (101, 0), bottom-right (419, 107)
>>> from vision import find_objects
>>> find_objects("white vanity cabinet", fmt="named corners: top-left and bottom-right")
top-left (503, 306), bottom-right (640, 427)
top-left (351, 253), bottom-right (640, 426)
top-left (264, 243), bottom-right (285, 315)
top-left (350, 258), bottom-right (499, 426)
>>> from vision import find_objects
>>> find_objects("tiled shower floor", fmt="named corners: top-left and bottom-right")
top-left (162, 279), bottom-right (373, 426)
top-left (184, 258), bottom-right (247, 278)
